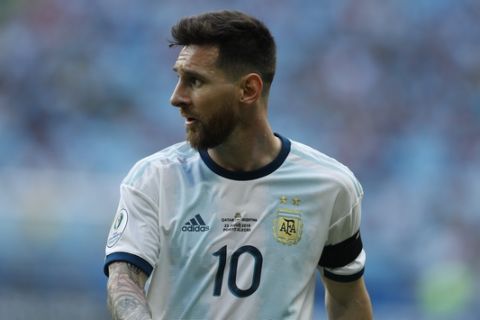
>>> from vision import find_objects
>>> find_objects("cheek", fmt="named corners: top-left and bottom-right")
top-left (193, 90), bottom-right (232, 113)
top-left (191, 90), bottom-right (214, 109)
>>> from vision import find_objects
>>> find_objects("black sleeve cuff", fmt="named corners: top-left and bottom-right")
top-left (318, 231), bottom-right (363, 268)
top-left (323, 267), bottom-right (364, 282)
top-left (104, 252), bottom-right (154, 277)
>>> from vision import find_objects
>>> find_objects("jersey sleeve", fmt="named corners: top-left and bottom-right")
top-left (104, 163), bottom-right (161, 277)
top-left (318, 173), bottom-right (366, 282)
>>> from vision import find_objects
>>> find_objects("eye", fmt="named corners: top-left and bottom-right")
top-left (189, 77), bottom-right (203, 88)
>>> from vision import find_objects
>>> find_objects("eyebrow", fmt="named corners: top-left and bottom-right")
top-left (172, 67), bottom-right (208, 80)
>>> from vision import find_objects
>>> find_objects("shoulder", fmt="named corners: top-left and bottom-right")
top-left (288, 140), bottom-right (363, 201)
top-left (122, 141), bottom-right (198, 188)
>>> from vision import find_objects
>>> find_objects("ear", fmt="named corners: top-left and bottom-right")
top-left (239, 73), bottom-right (263, 104)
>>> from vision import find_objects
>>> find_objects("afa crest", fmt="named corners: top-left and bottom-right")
top-left (273, 209), bottom-right (303, 245)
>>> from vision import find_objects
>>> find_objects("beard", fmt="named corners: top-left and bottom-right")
top-left (185, 102), bottom-right (238, 150)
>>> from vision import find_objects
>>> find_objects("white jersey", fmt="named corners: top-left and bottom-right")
top-left (104, 134), bottom-right (366, 320)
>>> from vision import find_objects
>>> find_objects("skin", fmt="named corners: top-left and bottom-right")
top-left (322, 275), bottom-right (373, 319)
top-left (107, 262), bottom-right (151, 320)
top-left (107, 44), bottom-right (374, 319)
top-left (170, 45), bottom-right (281, 171)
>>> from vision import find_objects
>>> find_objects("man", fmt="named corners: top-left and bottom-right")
top-left (104, 10), bottom-right (373, 320)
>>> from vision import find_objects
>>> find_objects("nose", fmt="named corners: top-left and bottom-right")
top-left (170, 80), bottom-right (190, 108)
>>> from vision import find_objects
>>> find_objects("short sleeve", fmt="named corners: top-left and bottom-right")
top-left (104, 183), bottom-right (160, 277)
top-left (318, 175), bottom-right (366, 282)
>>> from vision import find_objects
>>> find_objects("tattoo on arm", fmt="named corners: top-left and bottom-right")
top-left (107, 262), bottom-right (152, 320)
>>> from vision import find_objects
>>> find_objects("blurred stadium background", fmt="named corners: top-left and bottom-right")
top-left (1, 0), bottom-right (479, 319)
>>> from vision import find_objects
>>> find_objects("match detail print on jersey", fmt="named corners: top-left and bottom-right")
top-left (220, 212), bottom-right (258, 232)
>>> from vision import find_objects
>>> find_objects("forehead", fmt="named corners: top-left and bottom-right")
top-left (173, 45), bottom-right (220, 74)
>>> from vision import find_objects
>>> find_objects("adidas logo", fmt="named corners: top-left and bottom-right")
top-left (182, 214), bottom-right (210, 232)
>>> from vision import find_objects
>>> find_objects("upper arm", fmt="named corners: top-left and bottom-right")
top-left (107, 262), bottom-right (153, 320)
top-left (318, 168), bottom-right (365, 281)
top-left (322, 275), bottom-right (373, 319)
top-left (322, 275), bottom-right (369, 303)
top-left (108, 261), bottom-right (149, 292)
top-left (104, 183), bottom-right (160, 278)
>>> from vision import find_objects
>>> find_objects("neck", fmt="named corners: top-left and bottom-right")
top-left (207, 124), bottom-right (281, 172)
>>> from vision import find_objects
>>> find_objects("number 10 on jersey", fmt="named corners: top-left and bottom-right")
top-left (212, 245), bottom-right (263, 297)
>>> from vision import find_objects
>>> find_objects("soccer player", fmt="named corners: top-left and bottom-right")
top-left (104, 10), bottom-right (373, 320)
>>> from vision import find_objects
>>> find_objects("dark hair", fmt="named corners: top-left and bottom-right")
top-left (170, 10), bottom-right (276, 92)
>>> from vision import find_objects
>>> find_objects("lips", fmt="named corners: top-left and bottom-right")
top-left (185, 117), bottom-right (196, 125)
top-left (181, 112), bottom-right (197, 125)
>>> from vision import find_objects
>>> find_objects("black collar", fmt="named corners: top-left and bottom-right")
top-left (199, 133), bottom-right (291, 181)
